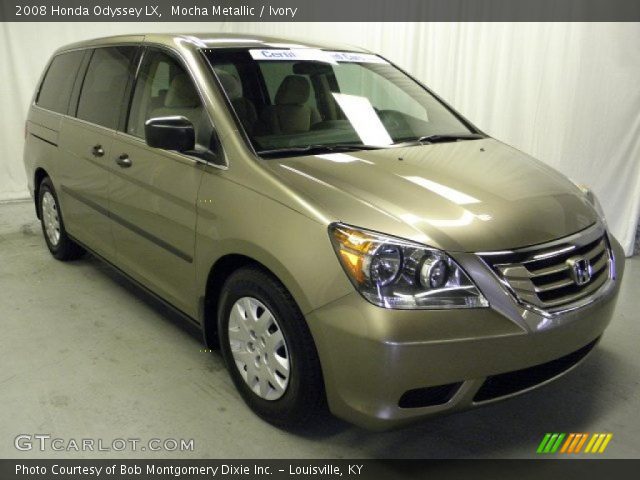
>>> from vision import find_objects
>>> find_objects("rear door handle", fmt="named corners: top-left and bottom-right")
top-left (91, 145), bottom-right (105, 157)
top-left (115, 154), bottom-right (132, 168)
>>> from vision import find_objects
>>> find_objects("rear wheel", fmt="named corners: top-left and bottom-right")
top-left (218, 266), bottom-right (325, 427)
top-left (38, 177), bottom-right (84, 261)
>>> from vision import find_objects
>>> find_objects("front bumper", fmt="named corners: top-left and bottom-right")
top-left (306, 235), bottom-right (625, 430)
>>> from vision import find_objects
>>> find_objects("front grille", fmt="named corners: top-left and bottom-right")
top-left (479, 225), bottom-right (612, 312)
top-left (473, 339), bottom-right (598, 402)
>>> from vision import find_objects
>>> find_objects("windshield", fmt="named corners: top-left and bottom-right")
top-left (203, 48), bottom-right (476, 155)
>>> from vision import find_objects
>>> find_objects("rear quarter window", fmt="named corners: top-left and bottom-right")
top-left (36, 51), bottom-right (85, 114)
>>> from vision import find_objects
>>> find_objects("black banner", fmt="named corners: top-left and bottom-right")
top-left (2, 0), bottom-right (640, 22)
top-left (1, 459), bottom-right (639, 480)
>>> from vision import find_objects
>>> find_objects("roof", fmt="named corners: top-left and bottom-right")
top-left (57, 33), bottom-right (370, 54)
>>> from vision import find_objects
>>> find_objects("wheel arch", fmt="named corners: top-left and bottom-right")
top-left (201, 251), bottom-right (311, 350)
top-left (33, 167), bottom-right (50, 219)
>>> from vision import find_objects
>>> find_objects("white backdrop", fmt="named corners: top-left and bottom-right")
top-left (1, 22), bottom-right (639, 255)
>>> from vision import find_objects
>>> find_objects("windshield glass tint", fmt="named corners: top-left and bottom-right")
top-left (203, 48), bottom-right (472, 153)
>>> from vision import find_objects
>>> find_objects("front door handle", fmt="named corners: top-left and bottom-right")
top-left (91, 145), bottom-right (105, 157)
top-left (116, 154), bottom-right (132, 168)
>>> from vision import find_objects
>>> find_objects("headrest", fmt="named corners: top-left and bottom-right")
top-left (165, 74), bottom-right (200, 108)
top-left (275, 75), bottom-right (310, 105)
top-left (215, 69), bottom-right (243, 100)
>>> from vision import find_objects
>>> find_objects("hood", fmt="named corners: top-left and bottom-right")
top-left (261, 138), bottom-right (598, 252)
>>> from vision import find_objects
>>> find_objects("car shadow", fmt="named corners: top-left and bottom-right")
top-left (81, 253), bottom-right (206, 344)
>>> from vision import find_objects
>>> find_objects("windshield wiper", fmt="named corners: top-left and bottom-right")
top-left (412, 133), bottom-right (485, 144)
top-left (257, 144), bottom-right (385, 158)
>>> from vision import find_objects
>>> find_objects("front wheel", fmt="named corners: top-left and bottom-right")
top-left (38, 177), bottom-right (84, 261)
top-left (218, 267), bottom-right (325, 427)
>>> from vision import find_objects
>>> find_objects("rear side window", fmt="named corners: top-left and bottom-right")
top-left (76, 46), bottom-right (137, 129)
top-left (36, 51), bottom-right (85, 114)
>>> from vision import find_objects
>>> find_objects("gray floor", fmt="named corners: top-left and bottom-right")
top-left (1, 199), bottom-right (639, 459)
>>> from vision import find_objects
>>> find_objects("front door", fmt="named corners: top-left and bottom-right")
top-left (109, 48), bottom-right (215, 316)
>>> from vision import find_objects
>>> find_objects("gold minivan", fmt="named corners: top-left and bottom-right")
top-left (24, 33), bottom-right (625, 430)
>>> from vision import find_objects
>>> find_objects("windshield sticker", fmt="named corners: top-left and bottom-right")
top-left (328, 52), bottom-right (388, 64)
top-left (250, 49), bottom-right (388, 64)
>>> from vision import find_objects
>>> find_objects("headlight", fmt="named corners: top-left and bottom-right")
top-left (329, 223), bottom-right (488, 309)
top-left (576, 184), bottom-right (607, 227)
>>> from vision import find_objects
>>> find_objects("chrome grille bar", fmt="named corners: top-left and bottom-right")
top-left (478, 224), bottom-right (612, 313)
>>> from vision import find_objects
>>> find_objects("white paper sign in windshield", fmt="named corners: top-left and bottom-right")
top-left (250, 49), bottom-right (388, 64)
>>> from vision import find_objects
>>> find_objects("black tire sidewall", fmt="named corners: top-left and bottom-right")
top-left (38, 177), bottom-right (82, 260)
top-left (38, 178), bottom-right (63, 255)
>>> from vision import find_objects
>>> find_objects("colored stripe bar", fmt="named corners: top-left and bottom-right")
top-left (550, 433), bottom-right (566, 453)
top-left (598, 434), bottom-right (613, 453)
top-left (540, 432), bottom-right (613, 454)
top-left (537, 434), bottom-right (552, 454)
top-left (591, 434), bottom-right (606, 453)
top-left (568, 434), bottom-right (582, 453)
top-left (544, 434), bottom-right (559, 453)
top-left (585, 434), bottom-right (598, 453)
top-left (560, 433), bottom-right (575, 453)
top-left (574, 433), bottom-right (589, 453)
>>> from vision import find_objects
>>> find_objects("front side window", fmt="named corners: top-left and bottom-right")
top-left (127, 48), bottom-right (217, 160)
top-left (76, 46), bottom-right (137, 129)
top-left (204, 48), bottom-right (476, 155)
top-left (37, 50), bottom-right (85, 114)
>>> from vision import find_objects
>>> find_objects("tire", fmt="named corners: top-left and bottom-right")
top-left (38, 177), bottom-right (84, 261)
top-left (218, 266), bottom-right (325, 427)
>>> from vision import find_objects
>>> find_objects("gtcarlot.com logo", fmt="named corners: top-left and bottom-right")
top-left (15, 434), bottom-right (195, 452)
top-left (536, 433), bottom-right (613, 454)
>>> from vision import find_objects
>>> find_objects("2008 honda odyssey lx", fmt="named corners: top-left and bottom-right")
top-left (24, 33), bottom-right (624, 430)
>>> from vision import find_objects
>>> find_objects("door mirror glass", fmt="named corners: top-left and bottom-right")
top-left (144, 116), bottom-right (195, 152)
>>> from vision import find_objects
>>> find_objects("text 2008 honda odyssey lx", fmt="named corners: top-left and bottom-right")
top-left (24, 34), bottom-right (624, 430)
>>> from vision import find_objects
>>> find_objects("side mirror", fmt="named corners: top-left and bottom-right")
top-left (144, 116), bottom-right (195, 152)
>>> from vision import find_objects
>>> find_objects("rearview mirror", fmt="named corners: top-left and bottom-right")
top-left (145, 116), bottom-right (195, 152)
